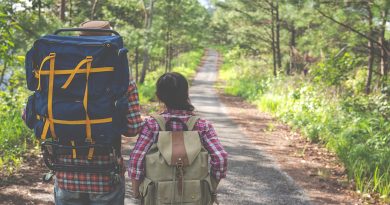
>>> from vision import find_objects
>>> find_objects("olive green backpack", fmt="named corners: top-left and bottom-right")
top-left (139, 115), bottom-right (218, 205)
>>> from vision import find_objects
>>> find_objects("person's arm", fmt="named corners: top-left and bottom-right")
top-left (128, 118), bottom-right (156, 197)
top-left (124, 80), bottom-right (143, 137)
top-left (132, 179), bottom-right (142, 198)
top-left (198, 120), bottom-right (228, 186)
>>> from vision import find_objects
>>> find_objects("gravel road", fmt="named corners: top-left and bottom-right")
top-left (125, 49), bottom-right (311, 205)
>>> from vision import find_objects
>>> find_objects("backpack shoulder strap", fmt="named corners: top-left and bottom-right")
top-left (186, 116), bottom-right (200, 131)
top-left (151, 115), bottom-right (166, 131)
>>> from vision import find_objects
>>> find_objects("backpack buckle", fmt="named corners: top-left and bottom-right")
top-left (176, 158), bottom-right (184, 168)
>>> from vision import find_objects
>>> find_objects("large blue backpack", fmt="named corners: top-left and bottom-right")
top-left (25, 28), bottom-right (129, 160)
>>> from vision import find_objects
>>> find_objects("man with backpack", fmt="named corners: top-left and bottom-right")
top-left (23, 20), bottom-right (143, 205)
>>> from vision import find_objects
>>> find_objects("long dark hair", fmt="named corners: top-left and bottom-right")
top-left (156, 72), bottom-right (195, 111)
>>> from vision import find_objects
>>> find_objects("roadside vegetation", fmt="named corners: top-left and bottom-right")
top-left (213, 0), bottom-right (390, 201)
top-left (219, 49), bottom-right (390, 201)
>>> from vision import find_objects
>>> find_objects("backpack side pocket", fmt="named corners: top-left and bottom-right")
top-left (25, 94), bottom-right (37, 129)
top-left (113, 93), bottom-right (128, 135)
top-left (111, 48), bottom-right (129, 100)
top-left (139, 177), bottom-right (155, 205)
top-left (25, 48), bottom-right (37, 91)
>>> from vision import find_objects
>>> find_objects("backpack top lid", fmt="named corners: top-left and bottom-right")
top-left (36, 34), bottom-right (124, 49)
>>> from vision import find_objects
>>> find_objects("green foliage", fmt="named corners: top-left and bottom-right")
top-left (0, 82), bottom-right (34, 174)
top-left (220, 49), bottom-right (390, 200)
top-left (312, 52), bottom-right (358, 87)
top-left (138, 49), bottom-right (204, 104)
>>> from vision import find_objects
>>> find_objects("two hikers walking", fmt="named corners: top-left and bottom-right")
top-left (23, 21), bottom-right (228, 205)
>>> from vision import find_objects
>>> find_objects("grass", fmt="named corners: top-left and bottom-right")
top-left (0, 88), bottom-right (34, 175)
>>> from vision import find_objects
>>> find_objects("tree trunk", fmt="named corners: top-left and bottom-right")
top-left (165, 30), bottom-right (169, 73)
top-left (135, 47), bottom-right (139, 82)
top-left (38, 0), bottom-right (42, 22)
top-left (139, 0), bottom-right (154, 84)
top-left (275, 0), bottom-right (282, 70)
top-left (69, 0), bottom-right (72, 25)
top-left (169, 42), bottom-right (173, 71)
top-left (0, 60), bottom-right (7, 86)
top-left (91, 0), bottom-right (99, 20)
top-left (288, 23), bottom-right (296, 75)
top-left (379, 9), bottom-right (388, 83)
top-left (271, 2), bottom-right (277, 77)
top-left (365, 5), bottom-right (374, 94)
top-left (140, 48), bottom-right (150, 84)
top-left (60, 0), bottom-right (66, 22)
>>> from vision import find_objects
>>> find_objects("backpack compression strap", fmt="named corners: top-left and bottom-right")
top-left (37, 53), bottom-right (57, 140)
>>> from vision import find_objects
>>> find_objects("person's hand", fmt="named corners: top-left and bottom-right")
top-left (133, 191), bottom-right (141, 199)
top-left (132, 179), bottom-right (141, 199)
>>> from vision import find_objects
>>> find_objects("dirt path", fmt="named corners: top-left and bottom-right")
top-left (187, 50), bottom-right (311, 205)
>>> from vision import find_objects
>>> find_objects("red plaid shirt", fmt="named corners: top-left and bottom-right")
top-left (56, 80), bottom-right (143, 194)
top-left (128, 109), bottom-right (228, 181)
top-left (126, 80), bottom-right (143, 136)
top-left (55, 155), bottom-right (116, 193)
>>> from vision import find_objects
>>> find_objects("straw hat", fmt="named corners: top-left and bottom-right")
top-left (79, 20), bottom-right (112, 36)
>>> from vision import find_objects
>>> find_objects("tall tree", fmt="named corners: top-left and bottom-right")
top-left (274, 0), bottom-right (282, 70)
top-left (378, 8), bottom-right (388, 81)
top-left (365, 2), bottom-right (374, 94)
top-left (60, 0), bottom-right (66, 22)
top-left (270, 1), bottom-right (277, 77)
top-left (91, 0), bottom-right (98, 19)
top-left (139, 0), bottom-right (154, 84)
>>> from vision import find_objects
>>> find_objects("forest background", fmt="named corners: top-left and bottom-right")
top-left (0, 0), bottom-right (389, 202)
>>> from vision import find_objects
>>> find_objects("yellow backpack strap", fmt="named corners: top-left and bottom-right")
top-left (151, 115), bottom-right (166, 131)
top-left (36, 54), bottom-right (56, 91)
top-left (186, 116), bottom-right (200, 131)
top-left (47, 53), bottom-right (57, 140)
top-left (87, 141), bottom-right (95, 160)
top-left (71, 140), bottom-right (77, 159)
top-left (40, 120), bottom-right (50, 140)
top-left (82, 56), bottom-right (94, 160)
top-left (61, 56), bottom-right (93, 89)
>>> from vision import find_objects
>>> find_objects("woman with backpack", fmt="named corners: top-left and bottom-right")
top-left (128, 72), bottom-right (228, 204)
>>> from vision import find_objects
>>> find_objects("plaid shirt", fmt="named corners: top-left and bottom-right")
top-left (56, 80), bottom-right (143, 194)
top-left (128, 109), bottom-right (228, 181)
top-left (126, 80), bottom-right (143, 136)
top-left (55, 155), bottom-right (116, 193)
